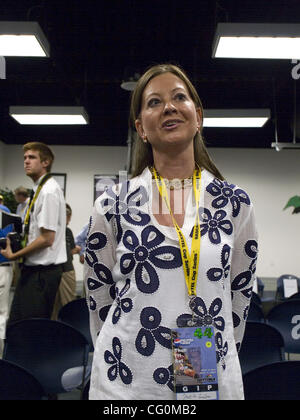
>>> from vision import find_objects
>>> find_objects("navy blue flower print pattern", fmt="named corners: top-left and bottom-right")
top-left (232, 240), bottom-right (258, 299)
top-left (99, 285), bottom-right (116, 322)
top-left (194, 208), bottom-right (233, 245)
top-left (232, 239), bottom-right (257, 325)
top-left (85, 231), bottom-right (107, 268)
top-left (104, 337), bottom-right (133, 385)
top-left (136, 307), bottom-right (172, 356)
top-left (87, 264), bottom-right (114, 320)
top-left (232, 240), bottom-right (258, 325)
top-left (215, 332), bottom-right (228, 370)
top-left (207, 244), bottom-right (231, 287)
top-left (231, 271), bottom-right (252, 294)
top-left (112, 279), bottom-right (133, 324)
top-left (120, 226), bottom-right (182, 294)
top-left (101, 182), bottom-right (150, 243)
top-left (177, 297), bottom-right (225, 332)
top-left (153, 365), bottom-right (174, 391)
top-left (206, 178), bottom-right (250, 217)
top-left (85, 229), bottom-right (115, 319)
top-left (232, 311), bottom-right (241, 328)
top-left (245, 239), bottom-right (258, 274)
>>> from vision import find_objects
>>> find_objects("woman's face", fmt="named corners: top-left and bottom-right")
top-left (135, 72), bottom-right (202, 153)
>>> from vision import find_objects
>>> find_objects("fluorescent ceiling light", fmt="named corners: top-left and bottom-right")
top-left (212, 23), bottom-right (300, 59)
top-left (271, 142), bottom-right (300, 151)
top-left (9, 106), bottom-right (89, 125)
top-left (203, 109), bottom-right (270, 127)
top-left (0, 21), bottom-right (50, 57)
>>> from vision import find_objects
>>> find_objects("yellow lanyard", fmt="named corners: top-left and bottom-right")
top-left (23, 173), bottom-right (52, 246)
top-left (152, 166), bottom-right (201, 297)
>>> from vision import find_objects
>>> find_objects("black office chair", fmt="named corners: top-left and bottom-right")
top-left (239, 322), bottom-right (285, 374)
top-left (58, 297), bottom-right (94, 352)
top-left (81, 379), bottom-right (90, 400)
top-left (288, 292), bottom-right (300, 300)
top-left (3, 318), bottom-right (91, 398)
top-left (275, 274), bottom-right (300, 301)
top-left (247, 301), bottom-right (265, 322)
top-left (0, 358), bottom-right (44, 400)
top-left (243, 361), bottom-right (300, 400)
top-left (266, 299), bottom-right (300, 356)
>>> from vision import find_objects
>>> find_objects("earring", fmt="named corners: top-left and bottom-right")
top-left (143, 135), bottom-right (148, 143)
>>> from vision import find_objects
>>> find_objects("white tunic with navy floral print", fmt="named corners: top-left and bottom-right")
top-left (84, 167), bottom-right (258, 400)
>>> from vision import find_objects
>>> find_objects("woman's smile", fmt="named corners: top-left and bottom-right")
top-left (161, 119), bottom-right (184, 130)
top-left (135, 72), bottom-right (201, 150)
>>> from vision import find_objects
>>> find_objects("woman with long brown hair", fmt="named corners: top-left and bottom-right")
top-left (84, 63), bottom-right (258, 400)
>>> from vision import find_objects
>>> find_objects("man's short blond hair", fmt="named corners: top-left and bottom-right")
top-left (23, 142), bottom-right (55, 172)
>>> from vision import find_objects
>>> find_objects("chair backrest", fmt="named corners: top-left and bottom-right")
top-left (3, 318), bottom-right (90, 395)
top-left (266, 299), bottom-right (300, 354)
top-left (58, 297), bottom-right (94, 352)
top-left (288, 292), bottom-right (300, 300)
top-left (0, 359), bottom-right (44, 400)
top-left (276, 274), bottom-right (300, 301)
top-left (247, 301), bottom-right (265, 323)
top-left (81, 379), bottom-right (90, 400)
top-left (243, 361), bottom-right (300, 400)
top-left (239, 322), bottom-right (285, 374)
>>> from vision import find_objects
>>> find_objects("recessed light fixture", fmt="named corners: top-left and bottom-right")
top-left (9, 106), bottom-right (89, 125)
top-left (0, 21), bottom-right (50, 57)
top-left (203, 109), bottom-right (270, 127)
top-left (212, 23), bottom-right (300, 59)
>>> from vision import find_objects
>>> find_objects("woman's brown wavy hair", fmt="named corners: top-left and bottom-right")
top-left (129, 63), bottom-right (224, 180)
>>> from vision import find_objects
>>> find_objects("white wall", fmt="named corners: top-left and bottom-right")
top-left (1, 143), bottom-right (300, 280)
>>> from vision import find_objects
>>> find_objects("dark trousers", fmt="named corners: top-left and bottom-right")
top-left (8, 264), bottom-right (63, 325)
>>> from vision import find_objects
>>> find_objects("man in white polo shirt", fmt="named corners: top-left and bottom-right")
top-left (1, 142), bottom-right (66, 323)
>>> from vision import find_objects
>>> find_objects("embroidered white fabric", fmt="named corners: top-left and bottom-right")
top-left (84, 167), bottom-right (258, 400)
